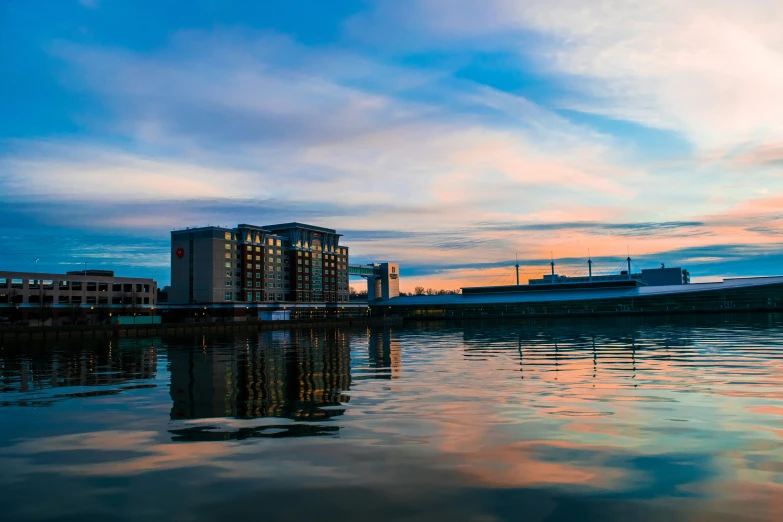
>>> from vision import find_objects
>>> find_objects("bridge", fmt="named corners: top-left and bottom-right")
top-left (348, 263), bottom-right (400, 300)
top-left (348, 264), bottom-right (379, 277)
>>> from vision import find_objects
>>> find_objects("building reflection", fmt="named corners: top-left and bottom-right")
top-left (367, 328), bottom-right (402, 379)
top-left (460, 319), bottom-right (697, 380)
top-left (0, 339), bottom-right (158, 405)
top-left (168, 328), bottom-right (352, 421)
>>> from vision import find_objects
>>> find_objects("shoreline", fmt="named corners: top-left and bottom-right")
top-left (0, 316), bottom-right (402, 343)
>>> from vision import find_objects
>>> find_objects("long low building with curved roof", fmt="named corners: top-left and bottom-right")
top-left (374, 276), bottom-right (783, 317)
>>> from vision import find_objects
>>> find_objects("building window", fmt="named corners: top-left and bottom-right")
top-left (298, 275), bottom-right (302, 280)
top-left (256, 292), bottom-right (262, 300)
top-left (256, 282), bottom-right (262, 287)
top-left (255, 256), bottom-right (261, 261)
top-left (247, 255), bottom-right (252, 260)
top-left (225, 244), bottom-right (231, 249)
top-left (305, 284), bottom-right (309, 289)
top-left (276, 240), bottom-right (281, 247)
top-left (226, 271), bottom-right (232, 277)
top-left (247, 281), bottom-right (252, 287)
top-left (255, 264), bottom-right (261, 269)
top-left (224, 292), bottom-right (233, 301)
top-left (268, 238), bottom-right (274, 245)
top-left (297, 259), bottom-right (302, 264)
top-left (225, 281), bottom-right (232, 287)
top-left (256, 273), bottom-right (261, 278)
top-left (227, 262), bottom-right (233, 268)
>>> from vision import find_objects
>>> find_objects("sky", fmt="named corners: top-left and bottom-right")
top-left (1, 0), bottom-right (782, 291)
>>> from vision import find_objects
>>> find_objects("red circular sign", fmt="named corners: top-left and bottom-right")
top-left (176, 248), bottom-right (185, 259)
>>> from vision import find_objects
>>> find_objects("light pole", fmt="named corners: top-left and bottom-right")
top-left (83, 262), bottom-right (88, 275)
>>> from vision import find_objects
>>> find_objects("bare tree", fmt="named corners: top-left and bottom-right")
top-left (414, 286), bottom-right (425, 296)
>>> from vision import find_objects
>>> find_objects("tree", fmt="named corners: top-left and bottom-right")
top-left (414, 286), bottom-right (425, 296)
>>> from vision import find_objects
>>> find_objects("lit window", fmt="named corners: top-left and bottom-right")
top-left (247, 263), bottom-right (252, 269)
top-left (256, 264), bottom-right (261, 269)
top-left (225, 244), bottom-right (231, 249)
top-left (268, 238), bottom-right (274, 245)
top-left (225, 262), bottom-right (232, 268)
top-left (224, 232), bottom-right (232, 240)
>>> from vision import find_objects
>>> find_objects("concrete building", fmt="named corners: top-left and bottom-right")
top-left (641, 266), bottom-right (690, 286)
top-left (170, 223), bottom-right (350, 305)
top-left (366, 263), bottom-right (400, 301)
top-left (0, 270), bottom-right (157, 322)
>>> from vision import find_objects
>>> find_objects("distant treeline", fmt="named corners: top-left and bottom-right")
top-left (350, 286), bottom-right (461, 299)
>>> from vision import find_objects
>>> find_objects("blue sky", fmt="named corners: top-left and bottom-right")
top-left (2, 0), bottom-right (783, 289)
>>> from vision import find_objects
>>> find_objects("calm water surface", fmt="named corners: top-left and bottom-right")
top-left (2, 315), bottom-right (783, 521)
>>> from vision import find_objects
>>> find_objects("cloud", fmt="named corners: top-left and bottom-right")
top-left (355, 0), bottom-right (783, 151)
top-left (3, 12), bottom-right (783, 286)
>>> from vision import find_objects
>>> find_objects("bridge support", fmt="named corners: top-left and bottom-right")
top-left (350, 263), bottom-right (400, 301)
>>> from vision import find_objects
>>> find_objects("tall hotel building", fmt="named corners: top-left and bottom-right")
top-left (170, 223), bottom-right (350, 304)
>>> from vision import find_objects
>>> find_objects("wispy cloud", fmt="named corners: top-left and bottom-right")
top-left (2, 3), bottom-right (783, 288)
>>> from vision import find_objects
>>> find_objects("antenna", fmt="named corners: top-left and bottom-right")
top-left (515, 254), bottom-right (520, 286)
top-left (550, 251), bottom-right (556, 283)
top-left (626, 246), bottom-right (632, 280)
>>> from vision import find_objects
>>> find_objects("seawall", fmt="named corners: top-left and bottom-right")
top-left (0, 316), bottom-right (403, 343)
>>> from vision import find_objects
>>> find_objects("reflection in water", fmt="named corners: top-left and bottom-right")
top-left (2, 317), bottom-right (783, 522)
top-left (0, 339), bottom-right (157, 406)
top-left (169, 330), bottom-right (352, 421)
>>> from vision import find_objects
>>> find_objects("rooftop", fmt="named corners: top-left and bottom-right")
top-left (260, 222), bottom-right (341, 235)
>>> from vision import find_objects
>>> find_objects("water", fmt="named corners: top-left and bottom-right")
top-left (2, 315), bottom-right (783, 521)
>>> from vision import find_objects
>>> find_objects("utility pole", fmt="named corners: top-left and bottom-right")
top-left (588, 250), bottom-right (593, 282)
top-left (515, 254), bottom-right (520, 286)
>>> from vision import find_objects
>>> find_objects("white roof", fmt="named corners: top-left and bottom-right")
top-left (381, 276), bottom-right (783, 306)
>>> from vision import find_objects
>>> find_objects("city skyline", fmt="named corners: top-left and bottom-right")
top-left (2, 1), bottom-right (783, 291)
